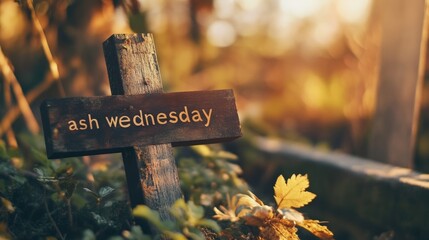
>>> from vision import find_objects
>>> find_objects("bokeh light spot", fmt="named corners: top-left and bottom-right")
top-left (207, 20), bottom-right (237, 47)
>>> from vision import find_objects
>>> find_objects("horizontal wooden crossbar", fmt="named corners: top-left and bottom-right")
top-left (40, 89), bottom-right (241, 158)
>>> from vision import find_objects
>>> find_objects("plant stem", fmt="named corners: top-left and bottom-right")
top-left (67, 198), bottom-right (73, 227)
top-left (3, 72), bottom-right (18, 148)
top-left (43, 190), bottom-right (65, 240)
top-left (0, 47), bottom-right (40, 135)
top-left (26, 0), bottom-right (65, 97)
top-left (0, 74), bottom-right (55, 137)
top-left (0, 0), bottom-right (68, 137)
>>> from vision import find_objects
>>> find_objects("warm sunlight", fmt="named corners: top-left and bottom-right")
top-left (1, 1), bottom-right (428, 239)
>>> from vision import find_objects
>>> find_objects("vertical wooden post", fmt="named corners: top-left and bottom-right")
top-left (368, 0), bottom-right (429, 168)
top-left (102, 34), bottom-right (182, 224)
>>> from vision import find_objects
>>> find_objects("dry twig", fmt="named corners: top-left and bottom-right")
top-left (26, 0), bottom-right (65, 97)
top-left (0, 47), bottom-right (39, 135)
top-left (44, 189), bottom-right (66, 240)
top-left (0, 75), bottom-right (55, 137)
top-left (0, 0), bottom-right (66, 137)
top-left (2, 66), bottom-right (18, 147)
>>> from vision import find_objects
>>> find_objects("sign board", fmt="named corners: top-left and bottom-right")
top-left (41, 33), bottom-right (242, 230)
top-left (41, 89), bottom-right (241, 159)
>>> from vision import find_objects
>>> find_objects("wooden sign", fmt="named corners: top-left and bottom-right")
top-left (41, 90), bottom-right (241, 159)
top-left (40, 33), bottom-right (242, 232)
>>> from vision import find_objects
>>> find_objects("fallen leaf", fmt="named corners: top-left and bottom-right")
top-left (298, 220), bottom-right (334, 240)
top-left (274, 174), bottom-right (316, 209)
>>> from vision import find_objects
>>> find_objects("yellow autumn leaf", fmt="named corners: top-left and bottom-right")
top-left (274, 174), bottom-right (316, 209)
top-left (260, 220), bottom-right (299, 240)
top-left (298, 220), bottom-right (334, 240)
top-left (191, 145), bottom-right (212, 157)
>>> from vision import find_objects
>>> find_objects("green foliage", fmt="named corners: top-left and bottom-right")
top-left (178, 145), bottom-right (248, 207)
top-left (0, 137), bottom-right (131, 239)
top-left (0, 135), bottom-right (252, 239)
top-left (2, 134), bottom-right (332, 240)
top-left (133, 199), bottom-right (220, 240)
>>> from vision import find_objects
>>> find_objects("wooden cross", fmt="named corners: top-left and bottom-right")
top-left (40, 33), bottom-right (241, 231)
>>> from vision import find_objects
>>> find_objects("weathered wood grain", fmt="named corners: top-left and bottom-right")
top-left (41, 90), bottom-right (241, 158)
top-left (40, 33), bottom-right (242, 232)
top-left (102, 33), bottom-right (181, 226)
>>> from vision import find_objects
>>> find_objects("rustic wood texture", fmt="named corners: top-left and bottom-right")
top-left (368, 0), bottom-right (429, 168)
top-left (102, 33), bottom-right (182, 224)
top-left (40, 90), bottom-right (241, 158)
top-left (39, 33), bottom-right (242, 235)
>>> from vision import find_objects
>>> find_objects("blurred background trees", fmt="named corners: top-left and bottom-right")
top-left (1, 0), bottom-right (429, 172)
